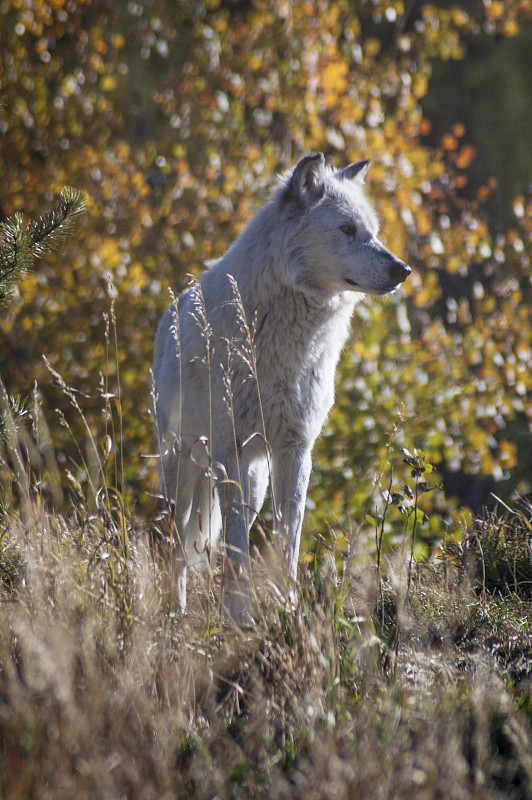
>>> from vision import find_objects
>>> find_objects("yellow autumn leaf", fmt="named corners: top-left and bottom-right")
top-left (322, 60), bottom-right (348, 94)
top-left (100, 238), bottom-right (122, 269)
top-left (498, 440), bottom-right (517, 468)
top-left (100, 74), bottom-right (117, 92)
top-left (364, 38), bottom-right (381, 57)
top-left (413, 73), bottom-right (428, 99)
top-left (488, 1), bottom-right (505, 20)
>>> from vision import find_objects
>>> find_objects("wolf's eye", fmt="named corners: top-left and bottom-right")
top-left (340, 224), bottom-right (357, 236)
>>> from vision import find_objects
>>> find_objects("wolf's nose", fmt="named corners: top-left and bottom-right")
top-left (391, 260), bottom-right (411, 284)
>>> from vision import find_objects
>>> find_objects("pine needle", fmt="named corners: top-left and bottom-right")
top-left (0, 187), bottom-right (86, 309)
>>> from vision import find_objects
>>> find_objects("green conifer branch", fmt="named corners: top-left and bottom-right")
top-left (0, 187), bottom-right (86, 309)
top-left (29, 187), bottom-right (86, 256)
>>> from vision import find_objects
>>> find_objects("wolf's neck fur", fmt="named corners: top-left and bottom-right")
top-left (213, 193), bottom-right (357, 311)
top-left (228, 212), bottom-right (355, 372)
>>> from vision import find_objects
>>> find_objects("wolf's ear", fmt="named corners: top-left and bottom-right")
top-left (338, 159), bottom-right (370, 183)
top-left (283, 153), bottom-right (326, 207)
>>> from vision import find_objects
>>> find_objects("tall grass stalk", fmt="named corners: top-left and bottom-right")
top-left (227, 275), bottom-right (274, 514)
top-left (189, 279), bottom-right (218, 623)
top-left (150, 290), bottom-right (183, 606)
top-left (43, 356), bottom-right (103, 504)
top-left (0, 376), bottom-right (31, 523)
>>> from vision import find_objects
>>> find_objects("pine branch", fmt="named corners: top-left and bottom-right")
top-left (29, 187), bottom-right (86, 256)
top-left (0, 187), bottom-right (86, 310)
top-left (0, 214), bottom-right (33, 292)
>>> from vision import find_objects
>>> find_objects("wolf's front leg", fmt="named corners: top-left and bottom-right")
top-left (215, 451), bottom-right (253, 624)
top-left (272, 447), bottom-right (312, 592)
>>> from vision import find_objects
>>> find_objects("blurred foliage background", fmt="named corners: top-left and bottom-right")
top-left (1, 0), bottom-right (532, 556)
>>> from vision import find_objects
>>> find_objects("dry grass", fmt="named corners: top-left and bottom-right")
top-left (0, 492), bottom-right (531, 800)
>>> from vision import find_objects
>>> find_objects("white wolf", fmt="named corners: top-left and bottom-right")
top-left (152, 153), bottom-right (410, 621)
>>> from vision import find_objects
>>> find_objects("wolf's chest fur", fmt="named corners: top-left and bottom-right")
top-left (228, 286), bottom-right (355, 444)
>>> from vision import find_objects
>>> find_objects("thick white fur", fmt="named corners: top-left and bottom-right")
top-left (152, 153), bottom-right (410, 621)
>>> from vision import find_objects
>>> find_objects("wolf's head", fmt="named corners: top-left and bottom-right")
top-left (279, 153), bottom-right (411, 298)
